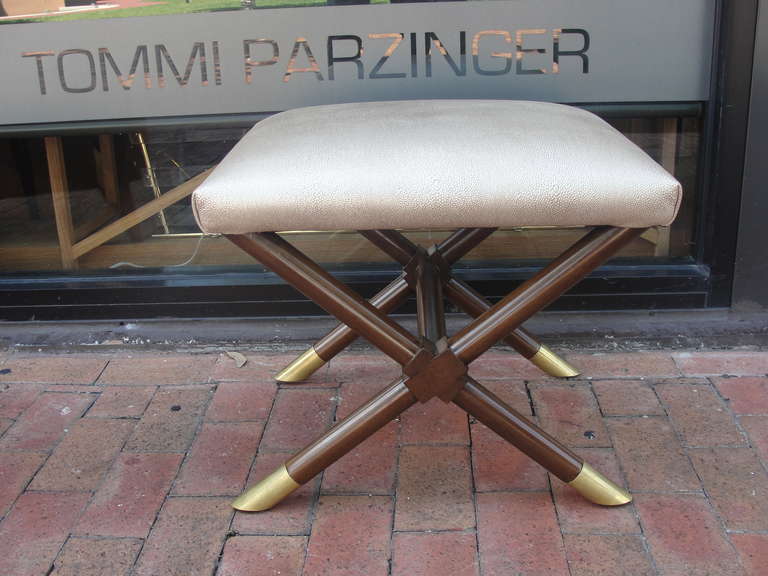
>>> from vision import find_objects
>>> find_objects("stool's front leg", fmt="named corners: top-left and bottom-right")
top-left (454, 377), bottom-right (630, 505)
top-left (233, 378), bottom-right (416, 511)
top-left (229, 233), bottom-right (420, 366)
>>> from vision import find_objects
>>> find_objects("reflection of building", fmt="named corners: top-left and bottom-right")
top-left (0, 0), bottom-right (62, 16)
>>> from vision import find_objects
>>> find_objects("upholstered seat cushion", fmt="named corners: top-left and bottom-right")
top-left (192, 100), bottom-right (682, 233)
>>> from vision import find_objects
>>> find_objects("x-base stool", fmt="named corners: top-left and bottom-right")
top-left (191, 100), bottom-right (682, 512)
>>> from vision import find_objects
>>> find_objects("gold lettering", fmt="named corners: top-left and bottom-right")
top-left (516, 29), bottom-right (548, 75)
top-left (283, 38), bottom-right (323, 83)
top-left (244, 39), bottom-right (279, 84)
top-left (472, 30), bottom-right (512, 76)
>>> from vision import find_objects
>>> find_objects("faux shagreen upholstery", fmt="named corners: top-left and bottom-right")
top-left (192, 100), bottom-right (682, 234)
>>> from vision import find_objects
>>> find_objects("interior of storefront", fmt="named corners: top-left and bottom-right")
top-left (0, 115), bottom-right (701, 273)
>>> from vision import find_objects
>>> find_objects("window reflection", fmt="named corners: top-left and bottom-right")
top-left (0, 113), bottom-right (699, 272)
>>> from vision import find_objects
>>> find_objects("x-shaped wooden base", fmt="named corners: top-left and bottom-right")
top-left (227, 226), bottom-right (643, 512)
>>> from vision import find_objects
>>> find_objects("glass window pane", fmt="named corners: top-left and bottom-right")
top-left (0, 111), bottom-right (700, 274)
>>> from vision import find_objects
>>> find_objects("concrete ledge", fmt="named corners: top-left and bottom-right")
top-left (1, 309), bottom-right (767, 353)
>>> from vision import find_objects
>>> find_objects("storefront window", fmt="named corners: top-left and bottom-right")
top-left (0, 0), bottom-right (716, 320)
top-left (0, 112), bottom-right (700, 273)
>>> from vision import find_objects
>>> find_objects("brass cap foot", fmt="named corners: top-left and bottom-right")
top-left (530, 345), bottom-right (580, 378)
top-left (232, 464), bottom-right (301, 512)
top-left (568, 462), bottom-right (632, 506)
top-left (276, 347), bottom-right (326, 383)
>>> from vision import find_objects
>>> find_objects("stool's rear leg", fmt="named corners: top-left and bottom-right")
top-left (233, 378), bottom-right (416, 511)
top-left (277, 275), bottom-right (411, 382)
top-left (454, 377), bottom-right (630, 505)
top-left (444, 277), bottom-right (579, 378)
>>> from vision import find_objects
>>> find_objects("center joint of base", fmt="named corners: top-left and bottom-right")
top-left (403, 244), bottom-right (454, 289)
top-left (403, 338), bottom-right (468, 403)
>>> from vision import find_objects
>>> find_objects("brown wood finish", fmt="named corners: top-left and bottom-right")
top-left (229, 233), bottom-right (420, 366)
top-left (363, 228), bottom-right (555, 358)
top-left (368, 228), bottom-right (563, 359)
top-left (504, 327), bottom-right (541, 358)
top-left (415, 251), bottom-right (446, 342)
top-left (227, 225), bottom-right (643, 505)
top-left (286, 378), bottom-right (416, 483)
top-left (450, 227), bottom-right (645, 364)
top-left (44, 137), bottom-right (77, 270)
top-left (358, 229), bottom-right (416, 264)
top-left (361, 227), bottom-right (495, 268)
top-left (438, 227), bottom-right (496, 264)
top-left (277, 227), bottom-right (577, 370)
top-left (453, 377), bottom-right (583, 481)
top-left (443, 278), bottom-right (540, 358)
top-left (309, 228), bottom-right (496, 361)
top-left (314, 275), bottom-right (411, 361)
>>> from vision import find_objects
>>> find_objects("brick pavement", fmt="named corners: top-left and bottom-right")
top-left (0, 348), bottom-right (766, 575)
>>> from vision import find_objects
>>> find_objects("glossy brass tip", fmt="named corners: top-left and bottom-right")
top-left (530, 345), bottom-right (580, 378)
top-left (275, 347), bottom-right (326, 383)
top-left (568, 462), bottom-right (632, 506)
top-left (232, 464), bottom-right (301, 512)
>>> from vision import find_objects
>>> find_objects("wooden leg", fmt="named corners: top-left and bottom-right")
top-left (44, 136), bottom-right (77, 270)
top-left (233, 378), bottom-right (416, 511)
top-left (453, 377), bottom-right (629, 505)
top-left (358, 228), bottom-right (421, 263)
top-left (433, 227), bottom-right (497, 263)
top-left (444, 277), bottom-right (579, 377)
top-left (360, 227), bottom-right (494, 267)
top-left (450, 227), bottom-right (644, 364)
top-left (414, 247), bottom-right (447, 342)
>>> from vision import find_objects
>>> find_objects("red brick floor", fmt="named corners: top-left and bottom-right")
top-left (0, 348), bottom-right (766, 575)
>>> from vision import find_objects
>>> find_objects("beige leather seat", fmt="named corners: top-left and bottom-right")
top-left (192, 100), bottom-right (681, 234)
